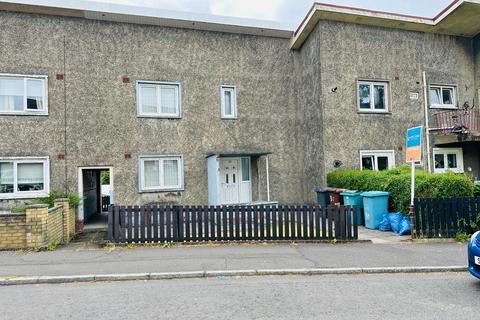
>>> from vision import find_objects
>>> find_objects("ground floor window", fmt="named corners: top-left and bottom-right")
top-left (360, 150), bottom-right (395, 171)
top-left (0, 157), bottom-right (49, 199)
top-left (433, 148), bottom-right (463, 173)
top-left (139, 155), bottom-right (184, 192)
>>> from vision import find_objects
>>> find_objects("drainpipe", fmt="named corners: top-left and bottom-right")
top-left (266, 155), bottom-right (270, 202)
top-left (423, 71), bottom-right (432, 173)
top-left (63, 36), bottom-right (69, 191)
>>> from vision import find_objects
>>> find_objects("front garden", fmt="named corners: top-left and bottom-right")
top-left (327, 166), bottom-right (479, 239)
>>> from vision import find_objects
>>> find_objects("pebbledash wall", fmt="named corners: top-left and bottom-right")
top-left (0, 199), bottom-right (75, 249)
top-left (0, 11), bottom-right (321, 209)
top-left (0, 4), bottom-right (479, 220)
top-left (314, 20), bottom-right (477, 173)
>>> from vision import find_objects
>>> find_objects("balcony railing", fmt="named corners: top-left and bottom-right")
top-left (433, 109), bottom-right (480, 135)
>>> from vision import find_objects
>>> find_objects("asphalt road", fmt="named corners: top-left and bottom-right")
top-left (1, 273), bottom-right (478, 320)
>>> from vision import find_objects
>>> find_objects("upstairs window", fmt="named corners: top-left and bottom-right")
top-left (221, 86), bottom-right (237, 119)
top-left (0, 75), bottom-right (48, 115)
top-left (360, 150), bottom-right (395, 171)
top-left (358, 81), bottom-right (389, 112)
top-left (137, 81), bottom-right (181, 118)
top-left (429, 85), bottom-right (456, 108)
top-left (0, 157), bottom-right (49, 199)
top-left (139, 155), bottom-right (184, 192)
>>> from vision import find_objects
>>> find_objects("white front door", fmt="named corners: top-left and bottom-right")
top-left (219, 158), bottom-right (240, 204)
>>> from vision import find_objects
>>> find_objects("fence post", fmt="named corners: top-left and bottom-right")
top-left (107, 205), bottom-right (113, 242)
top-left (409, 204), bottom-right (416, 239)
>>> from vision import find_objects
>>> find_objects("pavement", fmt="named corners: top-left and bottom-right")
top-left (0, 224), bottom-right (470, 285)
top-left (1, 273), bottom-right (478, 320)
top-left (0, 236), bottom-right (468, 283)
top-left (358, 226), bottom-right (411, 243)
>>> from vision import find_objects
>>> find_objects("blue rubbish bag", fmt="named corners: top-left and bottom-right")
top-left (378, 214), bottom-right (392, 232)
top-left (398, 216), bottom-right (411, 236)
top-left (387, 212), bottom-right (403, 234)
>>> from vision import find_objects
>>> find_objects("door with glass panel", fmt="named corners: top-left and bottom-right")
top-left (219, 157), bottom-right (252, 205)
top-left (219, 159), bottom-right (240, 205)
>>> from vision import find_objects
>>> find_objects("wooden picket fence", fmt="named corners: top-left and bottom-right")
top-left (108, 205), bottom-right (358, 243)
top-left (413, 197), bottom-right (480, 238)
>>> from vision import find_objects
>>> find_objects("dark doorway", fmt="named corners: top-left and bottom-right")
top-left (81, 168), bottom-right (111, 227)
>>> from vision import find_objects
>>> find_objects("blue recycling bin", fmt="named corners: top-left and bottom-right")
top-left (361, 191), bottom-right (391, 230)
top-left (340, 190), bottom-right (363, 225)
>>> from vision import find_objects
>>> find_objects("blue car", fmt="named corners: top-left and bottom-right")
top-left (468, 231), bottom-right (480, 279)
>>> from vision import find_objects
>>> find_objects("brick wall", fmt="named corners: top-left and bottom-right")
top-left (46, 206), bottom-right (63, 245)
top-left (0, 214), bottom-right (26, 249)
top-left (0, 199), bottom-right (76, 250)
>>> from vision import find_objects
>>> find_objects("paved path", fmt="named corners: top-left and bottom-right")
top-left (1, 273), bottom-right (478, 320)
top-left (0, 242), bottom-right (467, 277)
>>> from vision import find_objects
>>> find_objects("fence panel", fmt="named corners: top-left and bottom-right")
top-left (414, 197), bottom-right (480, 238)
top-left (108, 204), bottom-right (358, 243)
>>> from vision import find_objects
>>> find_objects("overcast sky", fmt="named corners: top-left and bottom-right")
top-left (97, 0), bottom-right (453, 25)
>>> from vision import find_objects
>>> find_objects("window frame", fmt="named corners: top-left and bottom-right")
top-left (138, 155), bottom-right (184, 192)
top-left (433, 148), bottom-right (464, 174)
top-left (0, 156), bottom-right (50, 199)
top-left (220, 85), bottom-right (237, 119)
top-left (0, 74), bottom-right (48, 116)
top-left (429, 84), bottom-right (457, 109)
top-left (357, 80), bottom-right (389, 113)
top-left (136, 80), bottom-right (182, 119)
top-left (359, 150), bottom-right (395, 171)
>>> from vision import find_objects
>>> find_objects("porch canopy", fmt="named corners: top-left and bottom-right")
top-left (206, 151), bottom-right (272, 205)
top-left (205, 151), bottom-right (271, 159)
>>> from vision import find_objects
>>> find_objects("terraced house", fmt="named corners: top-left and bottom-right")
top-left (0, 0), bottom-right (479, 229)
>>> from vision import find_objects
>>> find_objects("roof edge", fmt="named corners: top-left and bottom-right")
top-left (291, 0), bottom-right (479, 50)
top-left (0, 0), bottom-right (295, 39)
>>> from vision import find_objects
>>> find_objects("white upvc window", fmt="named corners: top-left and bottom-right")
top-left (0, 74), bottom-right (48, 115)
top-left (137, 81), bottom-right (181, 118)
top-left (0, 157), bottom-right (49, 199)
top-left (360, 150), bottom-right (395, 171)
top-left (433, 148), bottom-right (464, 173)
top-left (429, 85), bottom-right (456, 109)
top-left (220, 86), bottom-right (237, 119)
top-left (139, 155), bottom-right (184, 192)
top-left (358, 81), bottom-right (389, 112)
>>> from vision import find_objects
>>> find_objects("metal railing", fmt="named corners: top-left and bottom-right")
top-left (433, 109), bottom-right (480, 135)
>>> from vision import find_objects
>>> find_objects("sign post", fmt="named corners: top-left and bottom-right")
top-left (406, 126), bottom-right (423, 238)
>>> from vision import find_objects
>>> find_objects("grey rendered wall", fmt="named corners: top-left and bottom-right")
top-left (294, 23), bottom-right (325, 196)
top-left (0, 11), bottom-right (313, 208)
top-left (314, 20), bottom-right (476, 174)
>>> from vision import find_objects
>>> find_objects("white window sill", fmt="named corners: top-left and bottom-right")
top-left (0, 191), bottom-right (49, 200)
top-left (137, 114), bottom-right (182, 119)
top-left (139, 188), bottom-right (184, 194)
top-left (0, 111), bottom-right (48, 116)
top-left (357, 110), bottom-right (391, 115)
top-left (429, 105), bottom-right (457, 110)
top-left (434, 171), bottom-right (464, 174)
top-left (221, 117), bottom-right (238, 120)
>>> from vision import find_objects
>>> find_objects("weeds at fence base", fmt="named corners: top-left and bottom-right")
top-left (455, 232), bottom-right (470, 243)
